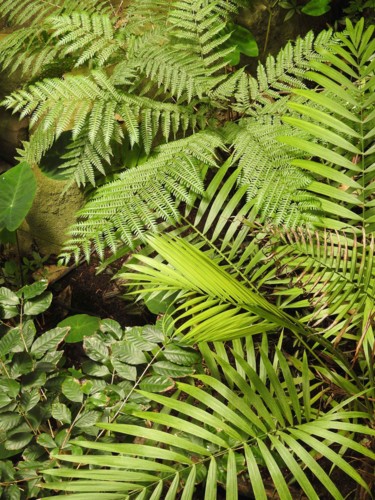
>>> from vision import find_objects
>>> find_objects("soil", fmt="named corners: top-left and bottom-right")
top-left (41, 252), bottom-right (155, 331)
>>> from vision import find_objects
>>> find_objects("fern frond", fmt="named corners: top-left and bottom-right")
top-left (227, 120), bottom-right (320, 228)
top-left (0, 0), bottom-right (111, 26)
top-left (60, 131), bottom-right (222, 261)
top-left (50, 12), bottom-right (124, 67)
top-left (229, 28), bottom-right (335, 116)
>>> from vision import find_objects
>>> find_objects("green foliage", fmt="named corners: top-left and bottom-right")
top-left (0, 283), bottom-right (203, 498)
top-left (40, 342), bottom-right (375, 499)
top-left (0, 162), bottom-right (36, 232)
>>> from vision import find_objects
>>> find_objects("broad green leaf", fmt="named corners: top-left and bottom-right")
top-left (31, 327), bottom-right (68, 358)
top-left (83, 336), bottom-right (109, 362)
top-left (5, 432), bottom-right (33, 451)
top-left (0, 162), bottom-right (37, 231)
top-left (152, 360), bottom-right (195, 378)
top-left (111, 341), bottom-right (147, 365)
top-left (75, 411), bottom-right (101, 428)
top-left (37, 433), bottom-right (56, 449)
top-left (23, 292), bottom-right (53, 316)
top-left (100, 318), bottom-right (123, 339)
top-left (227, 22), bottom-right (258, 57)
top-left (42, 467), bottom-right (159, 482)
top-left (163, 344), bottom-right (201, 366)
top-left (62, 377), bottom-right (83, 403)
top-left (301, 0), bottom-right (331, 16)
top-left (51, 402), bottom-right (72, 424)
top-left (139, 375), bottom-right (175, 393)
top-left (17, 280), bottom-right (48, 300)
top-left (111, 359), bottom-right (137, 381)
top-left (58, 314), bottom-right (100, 343)
top-left (0, 328), bottom-right (21, 357)
top-left (0, 287), bottom-right (19, 306)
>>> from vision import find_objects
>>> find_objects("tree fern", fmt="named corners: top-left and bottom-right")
top-left (59, 132), bottom-right (223, 262)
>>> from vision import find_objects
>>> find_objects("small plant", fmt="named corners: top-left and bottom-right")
top-left (0, 281), bottom-right (203, 498)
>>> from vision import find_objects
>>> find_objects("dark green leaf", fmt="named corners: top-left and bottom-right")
top-left (5, 432), bottom-right (33, 451)
top-left (75, 410), bottom-right (101, 428)
top-left (0, 329), bottom-right (21, 357)
top-left (37, 433), bottom-right (56, 449)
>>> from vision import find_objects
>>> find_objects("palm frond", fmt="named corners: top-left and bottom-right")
top-left (41, 348), bottom-right (375, 499)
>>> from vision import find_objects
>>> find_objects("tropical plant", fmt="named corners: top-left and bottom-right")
top-left (0, 0), bottom-right (340, 263)
top-left (37, 16), bottom-right (375, 499)
top-left (0, 281), bottom-right (202, 499)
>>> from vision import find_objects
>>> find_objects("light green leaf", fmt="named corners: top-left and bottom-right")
top-left (52, 402), bottom-right (72, 424)
top-left (152, 361), bottom-right (195, 378)
top-left (139, 375), bottom-right (175, 393)
top-left (62, 377), bottom-right (83, 403)
top-left (111, 341), bottom-right (147, 364)
top-left (23, 292), bottom-right (53, 316)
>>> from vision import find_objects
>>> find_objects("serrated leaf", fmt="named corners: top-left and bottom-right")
top-left (111, 341), bottom-right (147, 364)
top-left (163, 345), bottom-right (201, 366)
top-left (125, 329), bottom-right (158, 351)
top-left (75, 410), bottom-right (101, 428)
top-left (0, 393), bottom-right (12, 408)
top-left (0, 287), bottom-right (19, 306)
top-left (82, 360), bottom-right (111, 377)
top-left (52, 402), bottom-right (72, 424)
top-left (152, 361), bottom-right (195, 378)
top-left (58, 314), bottom-right (100, 343)
top-left (5, 432), bottom-right (33, 451)
top-left (31, 327), bottom-right (69, 358)
top-left (0, 329), bottom-right (21, 357)
top-left (17, 280), bottom-right (48, 300)
top-left (62, 378), bottom-right (83, 403)
top-left (111, 359), bottom-right (137, 381)
top-left (0, 379), bottom-right (20, 398)
top-left (0, 413), bottom-right (22, 432)
top-left (23, 292), bottom-right (53, 316)
top-left (139, 376), bottom-right (175, 393)
top-left (83, 336), bottom-right (109, 362)
top-left (20, 388), bottom-right (40, 411)
top-left (100, 319), bottom-right (123, 339)
top-left (37, 433), bottom-right (56, 449)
